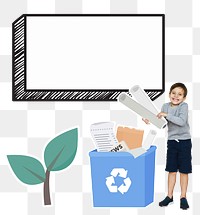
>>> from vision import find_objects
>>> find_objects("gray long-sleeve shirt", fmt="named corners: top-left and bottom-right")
top-left (161, 102), bottom-right (191, 140)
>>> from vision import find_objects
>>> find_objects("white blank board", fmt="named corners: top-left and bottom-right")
top-left (12, 14), bottom-right (165, 101)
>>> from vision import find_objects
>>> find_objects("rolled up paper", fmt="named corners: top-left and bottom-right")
top-left (130, 85), bottom-right (159, 115)
top-left (118, 93), bottom-right (167, 129)
top-left (142, 130), bottom-right (157, 150)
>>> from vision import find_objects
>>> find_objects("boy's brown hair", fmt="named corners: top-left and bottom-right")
top-left (169, 82), bottom-right (187, 98)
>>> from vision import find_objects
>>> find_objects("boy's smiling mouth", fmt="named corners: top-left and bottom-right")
top-left (172, 98), bottom-right (179, 102)
top-left (171, 97), bottom-right (182, 106)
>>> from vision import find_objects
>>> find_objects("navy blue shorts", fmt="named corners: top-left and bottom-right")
top-left (165, 139), bottom-right (192, 174)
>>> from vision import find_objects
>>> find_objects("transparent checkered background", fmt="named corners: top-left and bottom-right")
top-left (0, 0), bottom-right (200, 214)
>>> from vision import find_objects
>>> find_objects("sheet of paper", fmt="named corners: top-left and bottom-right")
top-left (110, 141), bottom-right (130, 152)
top-left (130, 147), bottom-right (147, 158)
top-left (90, 122), bottom-right (118, 152)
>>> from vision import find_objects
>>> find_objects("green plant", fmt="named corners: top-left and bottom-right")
top-left (7, 128), bottom-right (78, 205)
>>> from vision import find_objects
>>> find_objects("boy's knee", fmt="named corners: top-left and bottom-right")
top-left (180, 172), bottom-right (188, 176)
top-left (169, 172), bottom-right (177, 176)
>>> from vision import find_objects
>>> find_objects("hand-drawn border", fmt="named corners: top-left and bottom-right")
top-left (12, 14), bottom-right (165, 101)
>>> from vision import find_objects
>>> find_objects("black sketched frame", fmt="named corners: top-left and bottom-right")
top-left (12, 14), bottom-right (165, 102)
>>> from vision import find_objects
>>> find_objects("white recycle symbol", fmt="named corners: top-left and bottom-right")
top-left (106, 168), bottom-right (132, 194)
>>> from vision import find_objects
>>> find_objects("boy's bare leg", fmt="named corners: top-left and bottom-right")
top-left (180, 173), bottom-right (188, 198)
top-left (168, 172), bottom-right (177, 198)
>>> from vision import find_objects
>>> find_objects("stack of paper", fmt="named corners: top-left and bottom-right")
top-left (90, 122), bottom-right (118, 152)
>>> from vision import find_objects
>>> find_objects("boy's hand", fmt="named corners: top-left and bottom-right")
top-left (142, 112), bottom-right (167, 124)
top-left (142, 118), bottom-right (150, 124)
top-left (157, 112), bottom-right (167, 119)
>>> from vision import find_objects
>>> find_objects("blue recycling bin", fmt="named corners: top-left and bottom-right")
top-left (89, 146), bottom-right (156, 207)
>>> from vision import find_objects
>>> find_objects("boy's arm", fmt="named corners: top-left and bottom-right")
top-left (143, 104), bottom-right (166, 124)
top-left (156, 104), bottom-right (167, 118)
top-left (157, 112), bottom-right (167, 118)
top-left (165, 103), bottom-right (188, 126)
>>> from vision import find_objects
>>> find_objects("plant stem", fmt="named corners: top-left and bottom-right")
top-left (44, 170), bottom-right (51, 205)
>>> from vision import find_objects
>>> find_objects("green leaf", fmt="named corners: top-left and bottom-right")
top-left (44, 128), bottom-right (78, 171)
top-left (7, 155), bottom-right (46, 185)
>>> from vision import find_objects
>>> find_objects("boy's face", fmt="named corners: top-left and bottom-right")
top-left (169, 87), bottom-right (186, 106)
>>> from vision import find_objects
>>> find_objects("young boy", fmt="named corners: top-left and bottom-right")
top-left (143, 82), bottom-right (192, 210)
